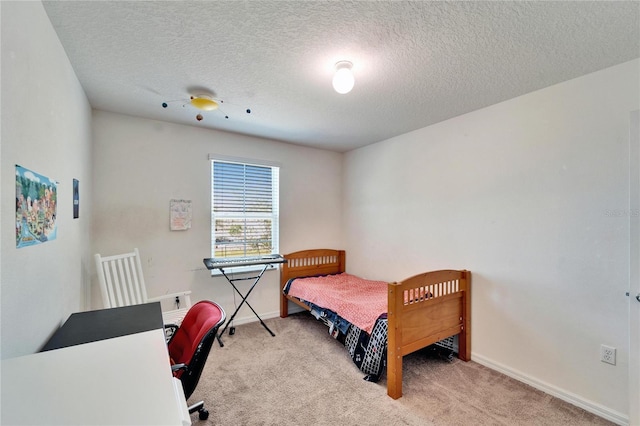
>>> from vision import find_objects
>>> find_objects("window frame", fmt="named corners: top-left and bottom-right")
top-left (209, 155), bottom-right (280, 275)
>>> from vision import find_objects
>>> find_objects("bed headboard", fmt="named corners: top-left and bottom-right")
top-left (279, 249), bottom-right (345, 317)
top-left (280, 249), bottom-right (345, 285)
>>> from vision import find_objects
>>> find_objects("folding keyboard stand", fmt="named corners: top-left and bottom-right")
top-left (216, 264), bottom-right (274, 347)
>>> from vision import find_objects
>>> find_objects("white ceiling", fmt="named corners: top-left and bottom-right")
top-left (42, 1), bottom-right (639, 153)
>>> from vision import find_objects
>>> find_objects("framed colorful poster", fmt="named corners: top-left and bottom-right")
top-left (15, 165), bottom-right (58, 248)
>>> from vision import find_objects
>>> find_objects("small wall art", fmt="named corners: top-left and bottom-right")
top-left (73, 179), bottom-right (79, 219)
top-left (170, 199), bottom-right (192, 231)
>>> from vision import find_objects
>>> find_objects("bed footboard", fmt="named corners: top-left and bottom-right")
top-left (387, 269), bottom-right (471, 399)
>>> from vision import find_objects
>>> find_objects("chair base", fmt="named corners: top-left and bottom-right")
top-left (188, 400), bottom-right (209, 420)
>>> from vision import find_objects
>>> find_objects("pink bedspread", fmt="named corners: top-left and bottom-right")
top-left (287, 273), bottom-right (387, 334)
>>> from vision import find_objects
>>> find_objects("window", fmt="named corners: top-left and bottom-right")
top-left (211, 158), bottom-right (279, 268)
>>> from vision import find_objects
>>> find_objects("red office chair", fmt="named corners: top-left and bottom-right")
top-left (167, 300), bottom-right (226, 420)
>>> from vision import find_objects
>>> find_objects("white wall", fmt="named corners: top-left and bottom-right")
top-left (1, 1), bottom-right (93, 359)
top-left (91, 111), bottom-right (343, 323)
top-left (2, 1), bottom-right (635, 420)
top-left (343, 59), bottom-right (639, 422)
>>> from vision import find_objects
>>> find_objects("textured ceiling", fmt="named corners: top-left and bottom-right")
top-left (42, 1), bottom-right (639, 152)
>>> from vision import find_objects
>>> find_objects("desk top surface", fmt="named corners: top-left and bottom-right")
top-left (41, 302), bottom-right (164, 351)
top-left (2, 329), bottom-right (189, 426)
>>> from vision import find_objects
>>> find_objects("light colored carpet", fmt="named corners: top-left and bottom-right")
top-left (188, 313), bottom-right (613, 425)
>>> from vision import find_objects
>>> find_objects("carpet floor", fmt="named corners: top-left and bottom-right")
top-left (187, 313), bottom-right (613, 426)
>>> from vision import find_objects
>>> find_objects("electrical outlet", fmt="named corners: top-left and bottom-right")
top-left (601, 345), bottom-right (616, 365)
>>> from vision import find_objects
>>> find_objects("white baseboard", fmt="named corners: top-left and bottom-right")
top-left (224, 310), bottom-right (281, 327)
top-left (472, 353), bottom-right (629, 425)
top-left (228, 305), bottom-right (307, 327)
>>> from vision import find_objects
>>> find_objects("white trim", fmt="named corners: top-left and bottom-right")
top-left (223, 310), bottom-right (281, 327)
top-left (628, 109), bottom-right (640, 426)
top-left (208, 153), bottom-right (281, 168)
top-left (472, 353), bottom-right (629, 425)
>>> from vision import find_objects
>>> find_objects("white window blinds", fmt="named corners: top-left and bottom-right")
top-left (211, 159), bottom-right (280, 259)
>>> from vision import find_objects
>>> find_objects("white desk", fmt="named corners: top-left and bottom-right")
top-left (1, 328), bottom-right (190, 425)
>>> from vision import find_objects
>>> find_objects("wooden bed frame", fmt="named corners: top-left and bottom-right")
top-left (279, 249), bottom-right (471, 399)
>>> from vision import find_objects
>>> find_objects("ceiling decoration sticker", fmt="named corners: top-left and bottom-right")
top-left (162, 94), bottom-right (251, 122)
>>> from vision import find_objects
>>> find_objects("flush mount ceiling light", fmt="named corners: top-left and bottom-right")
top-left (162, 94), bottom-right (251, 122)
top-left (332, 61), bottom-right (354, 94)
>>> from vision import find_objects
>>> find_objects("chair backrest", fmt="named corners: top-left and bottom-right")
top-left (168, 301), bottom-right (226, 399)
top-left (94, 248), bottom-right (149, 309)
